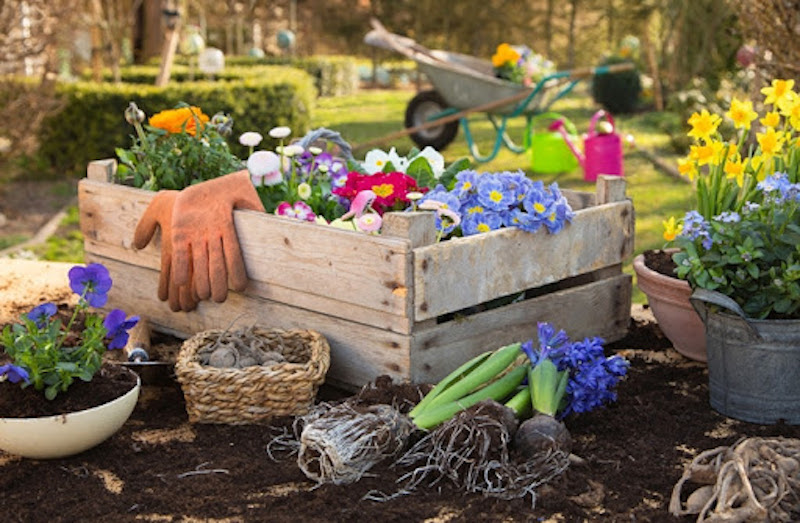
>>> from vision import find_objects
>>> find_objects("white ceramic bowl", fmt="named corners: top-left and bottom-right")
top-left (0, 377), bottom-right (140, 459)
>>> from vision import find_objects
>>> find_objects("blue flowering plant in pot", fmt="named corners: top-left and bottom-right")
top-left (669, 172), bottom-right (800, 424)
top-left (0, 263), bottom-right (142, 459)
top-left (660, 78), bottom-right (800, 424)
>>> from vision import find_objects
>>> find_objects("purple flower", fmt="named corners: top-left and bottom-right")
top-left (680, 210), bottom-right (713, 250)
top-left (103, 309), bottom-right (140, 350)
top-left (25, 302), bottom-right (57, 328)
top-left (520, 322), bottom-right (628, 418)
top-left (0, 363), bottom-right (30, 384)
top-left (68, 263), bottom-right (112, 307)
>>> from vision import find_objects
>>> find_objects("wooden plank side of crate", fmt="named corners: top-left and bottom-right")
top-left (78, 179), bottom-right (414, 325)
top-left (87, 254), bottom-right (412, 389)
top-left (409, 273), bottom-right (632, 384)
top-left (413, 200), bottom-right (634, 320)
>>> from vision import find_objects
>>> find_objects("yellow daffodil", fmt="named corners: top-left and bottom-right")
top-left (690, 141), bottom-right (723, 166)
top-left (757, 127), bottom-right (786, 157)
top-left (786, 98), bottom-right (800, 131)
top-left (760, 111), bottom-right (781, 128)
top-left (677, 156), bottom-right (698, 181)
top-left (687, 109), bottom-right (722, 142)
top-left (662, 216), bottom-right (681, 241)
top-left (491, 43), bottom-right (520, 68)
top-left (747, 154), bottom-right (767, 181)
top-left (724, 158), bottom-right (745, 187)
top-left (761, 79), bottom-right (797, 112)
top-left (726, 98), bottom-right (758, 130)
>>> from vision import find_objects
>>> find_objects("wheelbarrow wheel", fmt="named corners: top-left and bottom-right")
top-left (404, 90), bottom-right (459, 150)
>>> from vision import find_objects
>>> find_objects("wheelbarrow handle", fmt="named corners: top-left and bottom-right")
top-left (567, 62), bottom-right (635, 80)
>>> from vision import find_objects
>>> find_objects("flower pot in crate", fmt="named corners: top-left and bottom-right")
top-left (691, 289), bottom-right (800, 425)
top-left (79, 160), bottom-right (634, 391)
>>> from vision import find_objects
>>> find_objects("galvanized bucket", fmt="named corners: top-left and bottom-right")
top-left (690, 288), bottom-right (800, 424)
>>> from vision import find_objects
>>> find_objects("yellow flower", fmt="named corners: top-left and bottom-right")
top-left (492, 43), bottom-right (520, 68)
top-left (725, 98), bottom-right (758, 130)
top-left (690, 141), bottom-right (723, 166)
top-left (748, 154), bottom-right (767, 181)
top-left (786, 98), bottom-right (800, 130)
top-left (756, 127), bottom-right (786, 157)
top-left (724, 157), bottom-right (745, 187)
top-left (677, 156), bottom-right (698, 181)
top-left (761, 79), bottom-right (797, 112)
top-left (687, 109), bottom-right (722, 142)
top-left (760, 111), bottom-right (781, 128)
top-left (149, 106), bottom-right (209, 136)
top-left (663, 216), bottom-right (680, 242)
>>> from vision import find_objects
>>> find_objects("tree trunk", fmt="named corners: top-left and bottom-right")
top-left (640, 13), bottom-right (663, 111)
top-left (155, 1), bottom-right (180, 87)
top-left (545, 0), bottom-right (555, 58)
top-left (567, 0), bottom-right (579, 68)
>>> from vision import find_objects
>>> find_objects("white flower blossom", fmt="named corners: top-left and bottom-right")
top-left (268, 126), bottom-right (291, 139)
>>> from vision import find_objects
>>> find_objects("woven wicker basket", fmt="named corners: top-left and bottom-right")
top-left (175, 328), bottom-right (330, 424)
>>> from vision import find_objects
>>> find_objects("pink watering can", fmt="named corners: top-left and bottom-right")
top-left (549, 110), bottom-right (624, 182)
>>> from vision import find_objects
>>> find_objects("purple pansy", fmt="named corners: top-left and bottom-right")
top-left (0, 363), bottom-right (30, 384)
top-left (25, 302), bottom-right (57, 328)
top-left (102, 309), bottom-right (140, 350)
top-left (68, 263), bottom-right (112, 307)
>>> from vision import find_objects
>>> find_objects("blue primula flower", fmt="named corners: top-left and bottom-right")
top-left (452, 170), bottom-right (479, 197)
top-left (461, 210), bottom-right (503, 236)
top-left (25, 302), bottom-right (57, 328)
top-left (476, 176), bottom-right (514, 211)
top-left (103, 309), bottom-right (140, 350)
top-left (498, 170), bottom-right (533, 203)
top-left (68, 263), bottom-right (112, 308)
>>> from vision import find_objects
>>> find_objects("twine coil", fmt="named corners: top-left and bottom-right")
top-left (175, 328), bottom-right (330, 424)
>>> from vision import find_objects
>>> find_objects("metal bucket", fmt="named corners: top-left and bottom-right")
top-left (691, 288), bottom-right (800, 424)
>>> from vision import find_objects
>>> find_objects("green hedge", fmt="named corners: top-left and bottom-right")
top-left (91, 55), bottom-right (358, 97)
top-left (225, 56), bottom-right (359, 97)
top-left (36, 66), bottom-right (314, 175)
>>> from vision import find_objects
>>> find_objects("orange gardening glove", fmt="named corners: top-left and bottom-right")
top-left (133, 190), bottom-right (199, 312)
top-left (170, 170), bottom-right (265, 303)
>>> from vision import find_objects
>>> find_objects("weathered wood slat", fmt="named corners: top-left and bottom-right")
top-left (88, 255), bottom-right (412, 389)
top-left (412, 200), bottom-right (634, 320)
top-left (79, 179), bottom-right (414, 320)
top-left (409, 274), bottom-right (632, 384)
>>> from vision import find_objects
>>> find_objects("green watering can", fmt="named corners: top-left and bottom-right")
top-left (526, 112), bottom-right (580, 174)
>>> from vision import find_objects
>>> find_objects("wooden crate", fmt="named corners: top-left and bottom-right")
top-left (79, 160), bottom-right (634, 390)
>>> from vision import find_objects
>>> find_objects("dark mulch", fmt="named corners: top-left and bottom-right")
top-left (2, 317), bottom-right (800, 522)
top-left (644, 249), bottom-right (678, 277)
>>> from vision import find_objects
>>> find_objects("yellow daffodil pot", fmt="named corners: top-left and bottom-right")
top-left (691, 289), bottom-right (800, 425)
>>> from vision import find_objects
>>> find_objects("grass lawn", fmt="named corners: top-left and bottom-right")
top-left (314, 86), bottom-right (695, 303)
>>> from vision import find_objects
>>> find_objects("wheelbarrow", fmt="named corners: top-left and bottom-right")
top-left (363, 19), bottom-right (634, 163)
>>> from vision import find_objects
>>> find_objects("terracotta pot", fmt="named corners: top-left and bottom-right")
top-left (0, 375), bottom-right (140, 459)
top-left (633, 252), bottom-right (707, 361)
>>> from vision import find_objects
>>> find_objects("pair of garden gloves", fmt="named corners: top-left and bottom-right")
top-left (133, 171), bottom-right (265, 312)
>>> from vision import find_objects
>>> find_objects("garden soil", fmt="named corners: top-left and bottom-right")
top-left (2, 262), bottom-right (800, 522)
